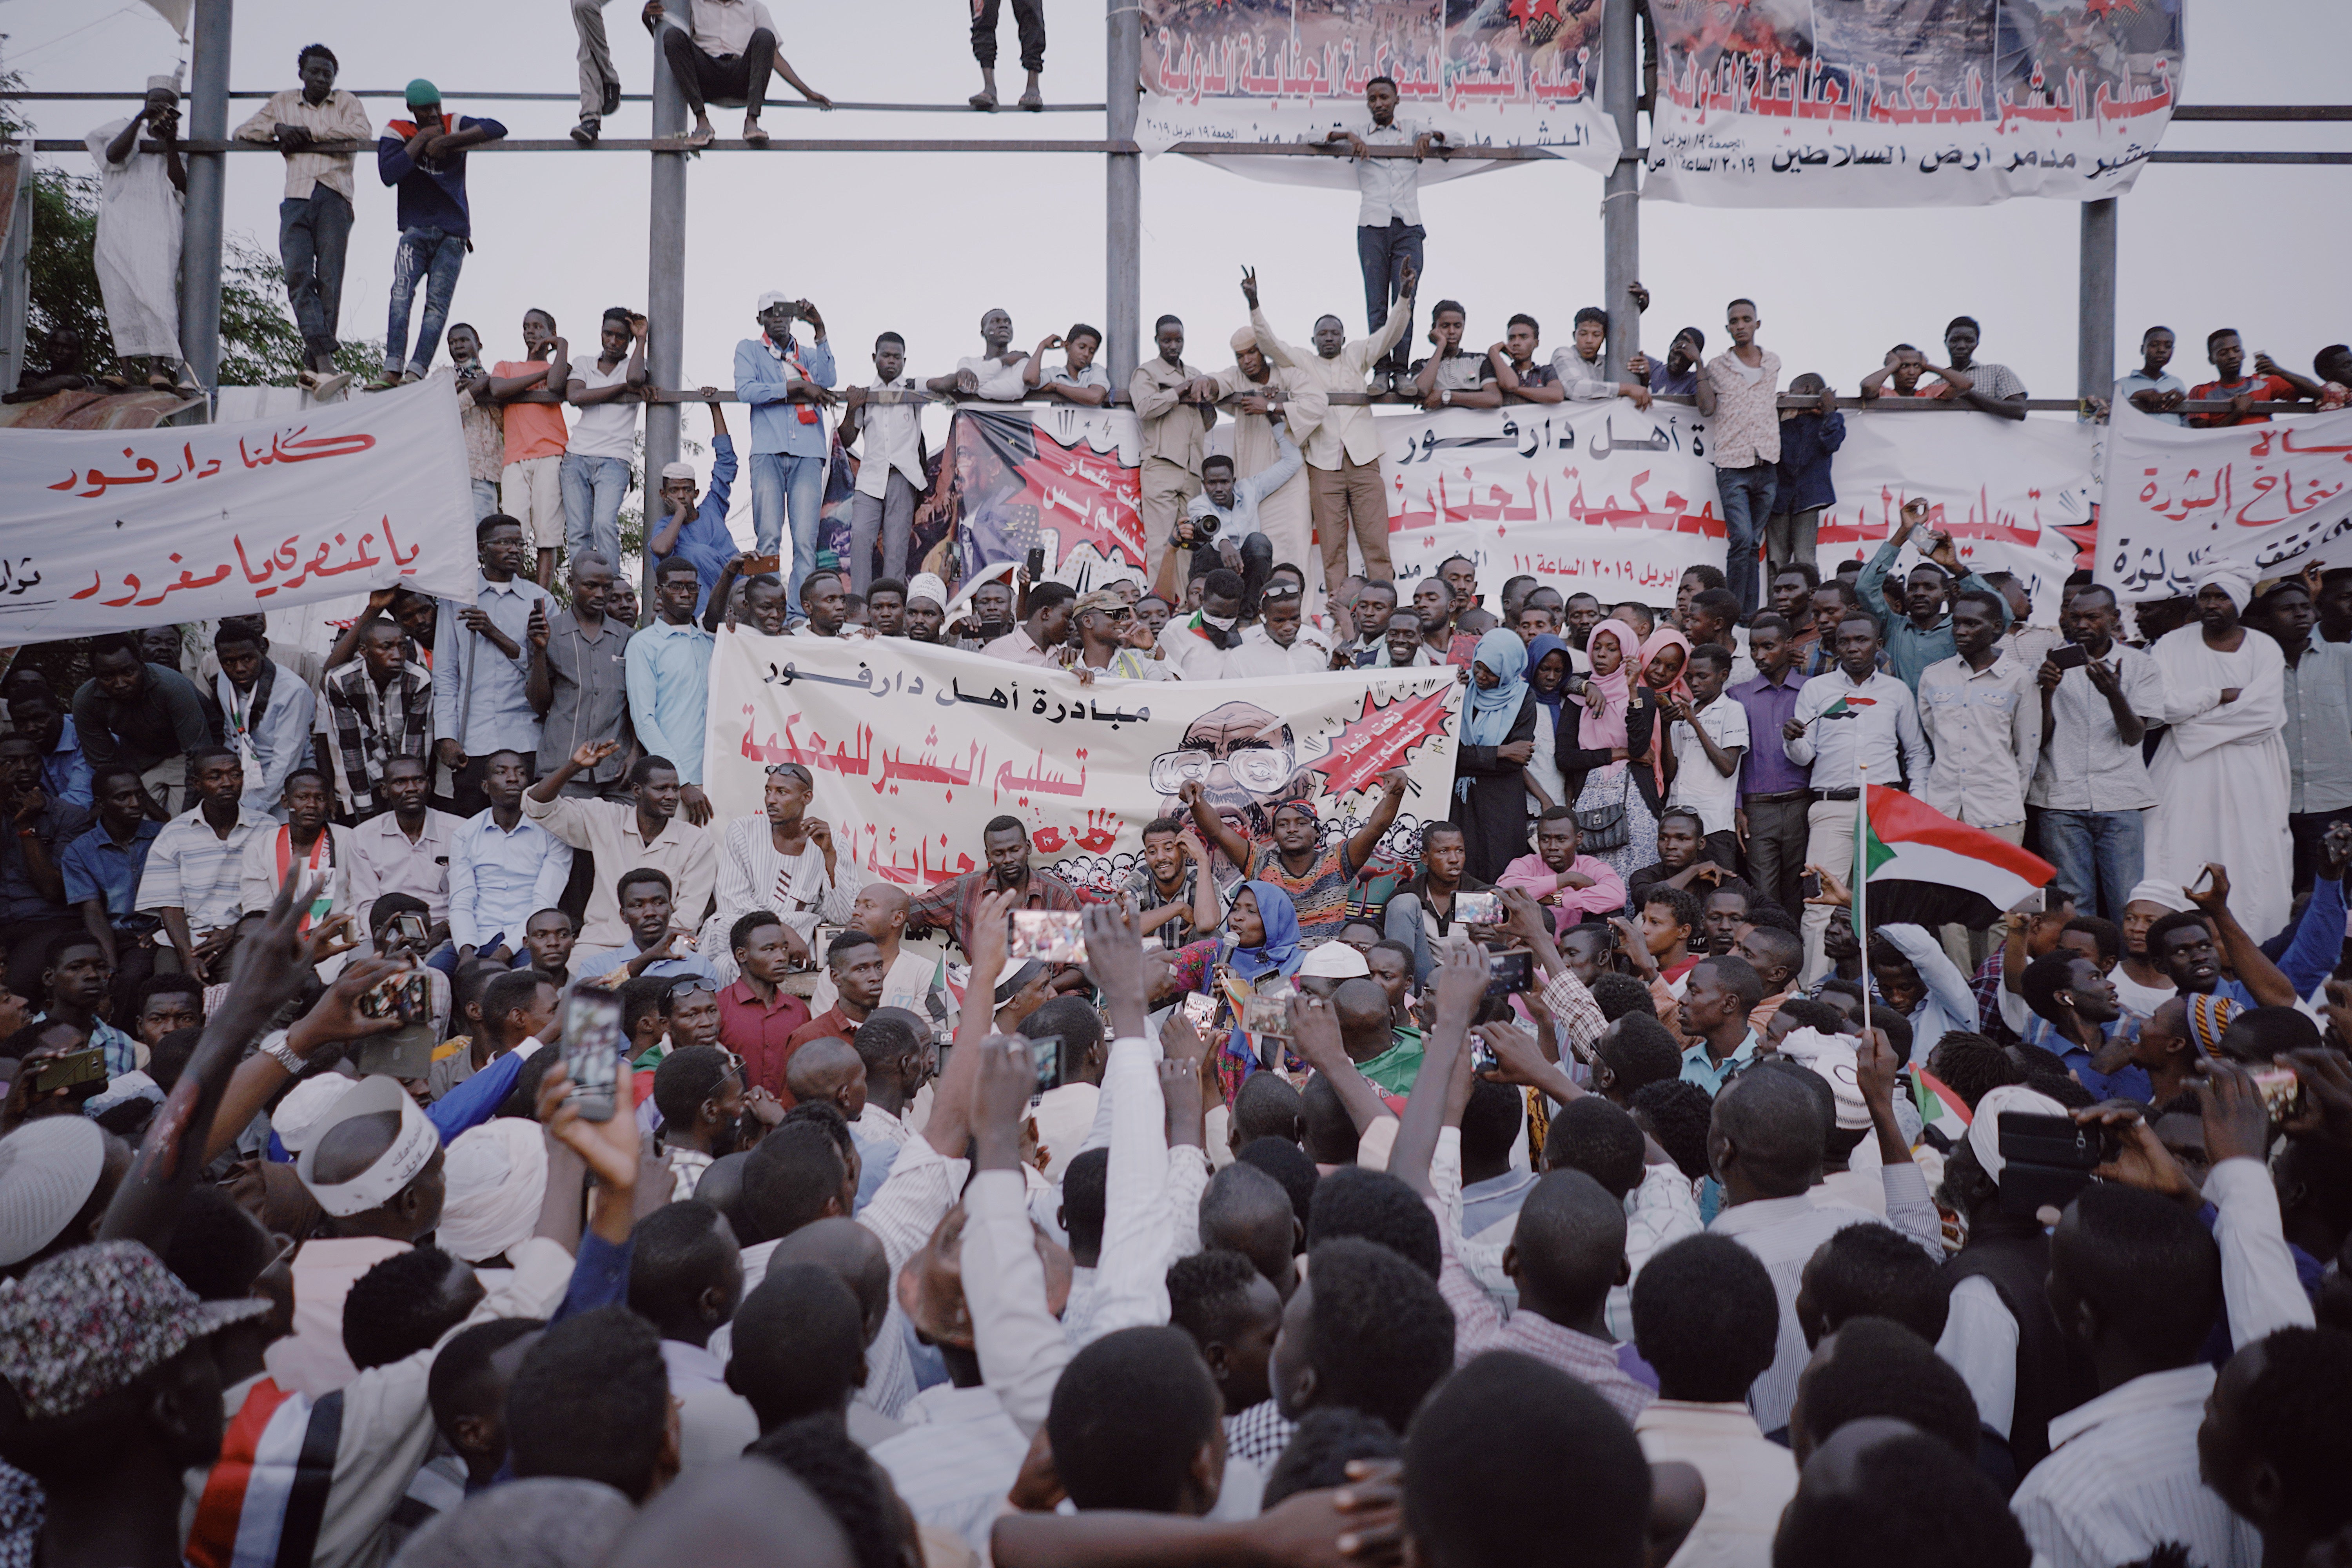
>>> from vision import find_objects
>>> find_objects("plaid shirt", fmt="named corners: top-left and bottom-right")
top-left (904, 866), bottom-right (1093, 956)
top-left (1971, 947), bottom-right (2009, 1039)
top-left (1225, 1399), bottom-right (1297, 1470)
top-left (318, 658), bottom-right (434, 818)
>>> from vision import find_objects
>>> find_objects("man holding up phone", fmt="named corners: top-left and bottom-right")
top-left (2029, 583), bottom-right (2165, 922)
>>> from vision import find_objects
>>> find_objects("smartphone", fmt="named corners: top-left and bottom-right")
top-left (2251, 1066), bottom-right (2303, 1121)
top-left (1800, 871), bottom-right (1824, 900)
top-left (30, 1047), bottom-right (107, 1096)
top-left (1027, 1033), bottom-right (1066, 1094)
top-left (1178, 992), bottom-right (1218, 1033)
top-left (1025, 545), bottom-right (1047, 579)
top-left (562, 985), bottom-right (624, 1122)
top-left (1009, 909), bottom-right (1087, 965)
top-left (2013, 888), bottom-right (2047, 916)
top-left (1485, 949), bottom-right (1532, 998)
top-left (1242, 993), bottom-right (1292, 1038)
top-left (2190, 866), bottom-right (2216, 895)
top-left (389, 911), bottom-right (429, 951)
top-left (1996, 1111), bottom-right (2111, 1218)
top-left (358, 968), bottom-right (429, 1022)
top-left (745, 553), bottom-right (781, 576)
top-left (1453, 890), bottom-right (1502, 927)
top-left (2048, 642), bottom-right (2090, 671)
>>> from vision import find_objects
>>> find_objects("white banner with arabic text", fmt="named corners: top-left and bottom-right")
top-left (0, 379), bottom-right (478, 640)
top-left (705, 630), bottom-right (1464, 896)
top-left (2096, 403), bottom-right (2352, 602)
top-left (1374, 401), bottom-right (2092, 620)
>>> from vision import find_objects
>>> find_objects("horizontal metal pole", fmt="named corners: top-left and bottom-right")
top-left (2145, 150), bottom-right (2352, 165)
top-left (19, 90), bottom-right (2344, 121)
top-left (447, 388), bottom-right (2319, 414)
top-left (7, 89), bottom-right (1104, 112)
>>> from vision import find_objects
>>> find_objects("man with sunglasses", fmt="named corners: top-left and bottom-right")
top-left (1067, 589), bottom-right (1168, 682)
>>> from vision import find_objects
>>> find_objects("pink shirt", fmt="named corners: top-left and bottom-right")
top-left (1496, 851), bottom-right (1627, 928)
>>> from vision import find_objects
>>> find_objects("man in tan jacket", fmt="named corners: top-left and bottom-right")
top-left (1245, 260), bottom-right (1417, 588)
top-left (1128, 315), bottom-right (1221, 580)
top-left (1212, 325), bottom-right (1329, 605)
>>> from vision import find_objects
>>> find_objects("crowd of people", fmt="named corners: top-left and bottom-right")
top-left (14, 43), bottom-right (2352, 1568)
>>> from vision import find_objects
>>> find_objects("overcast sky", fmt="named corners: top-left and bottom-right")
top-left (10, 0), bottom-right (2350, 413)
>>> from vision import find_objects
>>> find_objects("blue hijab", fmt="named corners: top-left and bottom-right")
top-left (1463, 628), bottom-right (1530, 749)
top-left (1526, 633), bottom-right (1572, 727)
top-left (1229, 879), bottom-right (1304, 982)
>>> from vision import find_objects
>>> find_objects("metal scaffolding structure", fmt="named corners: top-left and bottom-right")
top-left (5, 0), bottom-right (2348, 421)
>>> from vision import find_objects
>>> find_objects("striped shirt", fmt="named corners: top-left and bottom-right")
top-left (1249, 840), bottom-right (1362, 945)
top-left (867, 1385), bottom-right (1033, 1556)
top-left (2009, 1364), bottom-right (2258, 1568)
top-left (316, 659), bottom-right (435, 819)
top-left (136, 804), bottom-right (277, 934)
top-left (1707, 1169), bottom-right (1942, 1434)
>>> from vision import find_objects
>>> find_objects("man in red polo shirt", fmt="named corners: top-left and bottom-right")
top-left (778, 930), bottom-right (889, 1103)
top-left (715, 911), bottom-right (809, 1099)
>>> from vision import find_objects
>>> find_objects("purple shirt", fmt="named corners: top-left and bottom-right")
top-left (1728, 669), bottom-right (1811, 797)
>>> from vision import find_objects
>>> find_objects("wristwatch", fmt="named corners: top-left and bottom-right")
top-left (259, 1036), bottom-right (304, 1073)
top-left (1440, 388), bottom-right (1454, 406)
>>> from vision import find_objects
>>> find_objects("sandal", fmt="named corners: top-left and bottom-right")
top-left (743, 120), bottom-right (769, 147)
top-left (1018, 87), bottom-right (1044, 110)
top-left (969, 89), bottom-right (997, 111)
top-left (683, 124), bottom-right (715, 148)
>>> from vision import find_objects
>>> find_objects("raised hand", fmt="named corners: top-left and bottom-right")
top-left (1240, 266), bottom-right (1259, 309)
top-left (572, 737), bottom-right (622, 771)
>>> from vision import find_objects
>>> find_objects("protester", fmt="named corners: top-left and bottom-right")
top-left (234, 44), bottom-right (370, 394)
top-left (559, 309), bottom-right (649, 569)
top-left (840, 335), bottom-right (928, 595)
top-left (1322, 76), bottom-right (1445, 385)
top-left (373, 82), bottom-right (505, 389)
top-left (734, 293), bottom-right (838, 613)
top-left (2029, 584), bottom-right (2164, 922)
top-left (1694, 299), bottom-right (1782, 621)
top-left (481, 311), bottom-right (570, 581)
top-left (647, 0), bottom-right (831, 149)
top-left (86, 78), bottom-right (191, 393)
top-left (317, 614), bottom-right (436, 821)
top-left (1766, 375), bottom-right (1842, 582)
top-left (434, 517), bottom-right (557, 817)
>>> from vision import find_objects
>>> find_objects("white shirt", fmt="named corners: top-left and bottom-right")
top-left (1635, 1401), bottom-right (1798, 1568)
top-left (215, 662), bottom-right (316, 814)
top-left (568, 355), bottom-right (641, 461)
top-left (956, 353), bottom-right (1030, 401)
top-left (677, 0), bottom-right (774, 57)
top-left (1666, 697), bottom-right (1749, 834)
top-left (855, 377), bottom-right (927, 496)
top-left (1707, 1168), bottom-right (1941, 1434)
top-left (1346, 115), bottom-right (1434, 227)
top-left (866, 1385), bottom-right (1033, 1555)
top-left (2009, 1364), bottom-right (2258, 1568)
top-left (1228, 622), bottom-right (1332, 678)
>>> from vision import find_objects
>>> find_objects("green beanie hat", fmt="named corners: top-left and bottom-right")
top-left (404, 78), bottom-right (439, 109)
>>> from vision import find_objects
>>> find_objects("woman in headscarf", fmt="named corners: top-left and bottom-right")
top-left (1523, 633), bottom-right (1575, 818)
top-left (1638, 624), bottom-right (1695, 796)
top-left (1560, 617), bottom-right (1661, 898)
top-left (1448, 628), bottom-right (1539, 883)
top-left (1209, 879), bottom-right (1305, 1102)
top-left (2144, 567), bottom-right (2292, 942)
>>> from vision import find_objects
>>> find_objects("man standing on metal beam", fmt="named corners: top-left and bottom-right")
top-left (234, 43), bottom-right (371, 399)
top-left (1321, 75), bottom-right (1446, 393)
top-left (86, 76), bottom-right (194, 395)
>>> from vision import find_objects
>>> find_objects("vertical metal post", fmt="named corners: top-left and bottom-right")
top-left (178, 0), bottom-right (232, 409)
top-left (1105, 0), bottom-right (1142, 388)
top-left (1600, 0), bottom-right (1639, 374)
top-left (644, 1), bottom-right (690, 612)
top-left (0, 153), bottom-right (31, 398)
top-left (2078, 197), bottom-right (2117, 408)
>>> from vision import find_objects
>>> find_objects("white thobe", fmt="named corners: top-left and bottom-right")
top-left (87, 120), bottom-right (184, 359)
top-left (2146, 624), bottom-right (2292, 942)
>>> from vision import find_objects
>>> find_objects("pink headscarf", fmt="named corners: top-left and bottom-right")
top-left (1578, 618), bottom-right (1642, 752)
top-left (1641, 625), bottom-right (1694, 707)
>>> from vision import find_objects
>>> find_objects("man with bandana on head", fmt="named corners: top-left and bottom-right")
top-left (2145, 567), bottom-right (2293, 941)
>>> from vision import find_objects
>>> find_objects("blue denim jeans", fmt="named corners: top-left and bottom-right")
top-left (1715, 462), bottom-right (1777, 622)
top-left (279, 188), bottom-right (354, 363)
top-left (385, 225), bottom-right (467, 377)
top-left (469, 478), bottom-right (501, 521)
top-left (1356, 220), bottom-right (1425, 374)
top-left (559, 453), bottom-right (630, 566)
top-left (751, 450), bottom-right (828, 614)
top-left (2038, 809), bottom-right (2144, 922)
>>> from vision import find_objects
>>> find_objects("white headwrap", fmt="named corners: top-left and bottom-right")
top-left (905, 572), bottom-right (949, 610)
top-left (437, 1118), bottom-right (549, 1264)
top-left (2125, 877), bottom-right (2194, 915)
top-left (271, 1070), bottom-right (361, 1154)
top-left (294, 1076), bottom-right (440, 1218)
top-left (2194, 566), bottom-right (2256, 612)
top-left (1966, 1084), bottom-right (2071, 1185)
top-left (1774, 1028), bottom-right (1871, 1130)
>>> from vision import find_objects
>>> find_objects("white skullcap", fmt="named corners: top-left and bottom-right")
top-left (2124, 878), bottom-right (2194, 915)
top-left (1775, 1028), bottom-right (1870, 1130)
top-left (295, 1076), bottom-right (441, 1218)
top-left (0, 1119), bottom-right (107, 1267)
top-left (437, 1118), bottom-right (549, 1265)
top-left (905, 572), bottom-right (949, 610)
top-left (756, 290), bottom-right (793, 311)
top-left (659, 461), bottom-right (695, 483)
top-left (1966, 1083), bottom-right (2071, 1186)
top-left (146, 73), bottom-right (181, 98)
top-left (270, 1071), bottom-right (361, 1154)
top-left (2194, 566), bottom-right (2255, 612)
top-left (1230, 325), bottom-right (1257, 352)
top-left (1297, 942), bottom-right (1371, 980)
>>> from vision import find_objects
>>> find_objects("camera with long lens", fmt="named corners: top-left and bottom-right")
top-left (1192, 513), bottom-right (1221, 539)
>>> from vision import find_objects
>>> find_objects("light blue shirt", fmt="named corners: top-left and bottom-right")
top-left (734, 334), bottom-right (838, 459)
top-left (1184, 426), bottom-right (1303, 538)
top-left (41, 716), bottom-right (92, 809)
top-left (33, 1011), bottom-right (140, 1078)
top-left (626, 619), bottom-right (715, 786)
top-left (447, 808), bottom-right (575, 951)
top-left (1680, 1030), bottom-right (1760, 1097)
top-left (433, 572), bottom-right (554, 757)
top-left (215, 662), bottom-right (316, 814)
top-left (569, 938), bottom-right (722, 991)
